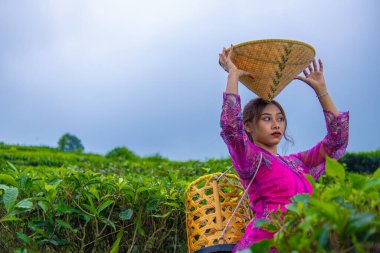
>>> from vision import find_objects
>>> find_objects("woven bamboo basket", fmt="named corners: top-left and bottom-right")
top-left (227, 39), bottom-right (315, 102)
top-left (185, 173), bottom-right (253, 253)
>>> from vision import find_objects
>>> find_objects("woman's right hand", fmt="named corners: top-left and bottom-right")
top-left (219, 45), bottom-right (254, 79)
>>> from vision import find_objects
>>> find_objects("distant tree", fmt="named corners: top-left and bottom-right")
top-left (58, 133), bottom-right (84, 152)
top-left (106, 147), bottom-right (139, 161)
top-left (143, 153), bottom-right (169, 162)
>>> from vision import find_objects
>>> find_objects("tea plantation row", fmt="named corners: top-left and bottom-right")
top-left (0, 144), bottom-right (379, 252)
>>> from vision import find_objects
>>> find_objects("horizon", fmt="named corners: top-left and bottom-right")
top-left (1, 1), bottom-right (379, 161)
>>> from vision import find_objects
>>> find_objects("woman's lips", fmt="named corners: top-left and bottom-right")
top-left (271, 132), bottom-right (282, 137)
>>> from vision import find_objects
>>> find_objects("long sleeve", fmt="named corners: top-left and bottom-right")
top-left (293, 110), bottom-right (349, 180)
top-left (220, 92), bottom-right (262, 181)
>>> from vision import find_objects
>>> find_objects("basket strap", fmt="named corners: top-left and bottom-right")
top-left (216, 165), bottom-right (234, 182)
top-left (219, 152), bottom-right (263, 240)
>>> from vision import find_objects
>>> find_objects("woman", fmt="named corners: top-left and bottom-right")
top-left (219, 45), bottom-right (349, 252)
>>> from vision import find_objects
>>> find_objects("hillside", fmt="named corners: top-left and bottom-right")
top-left (0, 143), bottom-right (379, 252)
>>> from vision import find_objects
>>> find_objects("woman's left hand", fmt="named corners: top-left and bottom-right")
top-left (295, 59), bottom-right (327, 94)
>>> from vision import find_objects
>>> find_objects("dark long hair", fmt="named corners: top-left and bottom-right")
top-left (243, 98), bottom-right (294, 146)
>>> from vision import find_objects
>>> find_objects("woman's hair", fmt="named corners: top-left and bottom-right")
top-left (243, 98), bottom-right (294, 145)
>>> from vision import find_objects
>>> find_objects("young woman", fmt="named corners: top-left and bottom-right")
top-left (219, 46), bottom-right (349, 252)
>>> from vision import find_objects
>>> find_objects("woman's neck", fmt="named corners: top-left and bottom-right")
top-left (254, 141), bottom-right (278, 155)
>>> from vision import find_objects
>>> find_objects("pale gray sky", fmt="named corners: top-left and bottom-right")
top-left (1, 0), bottom-right (379, 160)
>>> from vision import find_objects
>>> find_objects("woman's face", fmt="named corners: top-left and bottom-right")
top-left (245, 103), bottom-right (285, 150)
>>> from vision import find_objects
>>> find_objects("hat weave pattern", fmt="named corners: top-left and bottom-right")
top-left (230, 39), bottom-right (316, 102)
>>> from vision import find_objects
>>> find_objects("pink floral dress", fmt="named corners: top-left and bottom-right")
top-left (220, 93), bottom-right (349, 253)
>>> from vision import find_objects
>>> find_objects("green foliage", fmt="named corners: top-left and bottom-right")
top-left (141, 153), bottom-right (170, 162)
top-left (1, 142), bottom-right (379, 252)
top-left (248, 156), bottom-right (380, 252)
top-left (0, 143), bottom-right (231, 252)
top-left (0, 163), bottom-right (188, 252)
top-left (340, 149), bottom-right (380, 174)
top-left (106, 146), bottom-right (139, 161)
top-left (58, 133), bottom-right (84, 152)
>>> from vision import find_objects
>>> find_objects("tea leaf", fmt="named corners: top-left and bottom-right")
top-left (318, 224), bottom-right (330, 248)
top-left (349, 212), bottom-right (376, 229)
top-left (249, 239), bottom-right (273, 253)
top-left (254, 218), bottom-right (269, 228)
top-left (325, 156), bottom-right (345, 183)
top-left (136, 186), bottom-right (150, 193)
top-left (0, 184), bottom-right (9, 191)
top-left (0, 215), bottom-right (21, 223)
top-left (16, 232), bottom-right (31, 245)
top-left (38, 201), bottom-right (49, 213)
top-left (119, 209), bottom-right (133, 220)
top-left (291, 194), bottom-right (310, 204)
top-left (57, 219), bottom-right (74, 231)
top-left (110, 228), bottom-right (124, 253)
top-left (164, 202), bottom-right (180, 208)
top-left (16, 199), bottom-right (33, 209)
top-left (304, 174), bottom-right (316, 189)
top-left (6, 162), bottom-right (19, 174)
top-left (152, 211), bottom-right (172, 218)
top-left (3, 187), bottom-right (19, 212)
top-left (348, 174), bottom-right (367, 190)
top-left (0, 174), bottom-right (18, 187)
top-left (373, 167), bottom-right (380, 179)
top-left (285, 203), bottom-right (299, 214)
top-left (100, 217), bottom-right (116, 231)
top-left (97, 200), bottom-right (114, 214)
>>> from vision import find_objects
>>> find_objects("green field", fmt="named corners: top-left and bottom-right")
top-left (0, 143), bottom-right (379, 252)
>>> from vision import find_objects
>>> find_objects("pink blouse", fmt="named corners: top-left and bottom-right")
top-left (220, 92), bottom-right (349, 252)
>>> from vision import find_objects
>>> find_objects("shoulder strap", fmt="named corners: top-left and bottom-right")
top-left (219, 152), bottom-right (263, 240)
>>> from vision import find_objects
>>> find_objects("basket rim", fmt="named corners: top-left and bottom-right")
top-left (185, 173), bottom-right (239, 194)
top-left (232, 38), bottom-right (316, 55)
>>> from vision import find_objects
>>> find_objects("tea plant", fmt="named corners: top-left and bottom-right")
top-left (247, 157), bottom-right (380, 253)
top-left (1, 143), bottom-right (379, 252)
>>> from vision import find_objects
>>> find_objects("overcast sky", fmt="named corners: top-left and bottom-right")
top-left (1, 0), bottom-right (379, 161)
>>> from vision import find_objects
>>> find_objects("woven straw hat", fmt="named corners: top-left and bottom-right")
top-left (227, 39), bottom-right (315, 102)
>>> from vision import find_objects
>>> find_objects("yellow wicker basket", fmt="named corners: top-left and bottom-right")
top-left (227, 39), bottom-right (316, 102)
top-left (185, 173), bottom-right (253, 253)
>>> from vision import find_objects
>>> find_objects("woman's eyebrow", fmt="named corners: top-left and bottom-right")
top-left (260, 112), bottom-right (283, 116)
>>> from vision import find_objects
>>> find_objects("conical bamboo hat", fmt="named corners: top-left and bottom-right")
top-left (228, 39), bottom-right (315, 102)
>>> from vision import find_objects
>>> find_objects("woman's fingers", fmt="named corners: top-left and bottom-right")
top-left (313, 59), bottom-right (318, 72)
top-left (227, 44), bottom-right (233, 58)
top-left (219, 54), bottom-right (224, 67)
top-left (295, 76), bottom-right (314, 87)
top-left (222, 47), bottom-right (227, 59)
top-left (308, 64), bottom-right (313, 73)
top-left (303, 69), bottom-right (309, 76)
top-left (294, 76), bottom-right (307, 83)
top-left (219, 53), bottom-right (228, 72)
top-left (319, 59), bottom-right (323, 72)
top-left (308, 58), bottom-right (323, 73)
top-left (247, 72), bottom-right (255, 79)
top-left (219, 45), bottom-right (235, 70)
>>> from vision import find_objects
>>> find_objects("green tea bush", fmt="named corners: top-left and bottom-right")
top-left (340, 149), bottom-right (380, 174)
top-left (0, 162), bottom-right (189, 252)
top-left (105, 147), bottom-right (140, 161)
top-left (246, 157), bottom-right (380, 253)
top-left (1, 143), bottom-right (379, 252)
top-left (0, 144), bottom-right (230, 252)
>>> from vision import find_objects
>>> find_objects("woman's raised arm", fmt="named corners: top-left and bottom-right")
top-left (219, 45), bottom-right (254, 95)
top-left (295, 59), bottom-right (339, 116)
top-left (293, 59), bottom-right (349, 179)
top-left (219, 46), bottom-right (261, 183)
